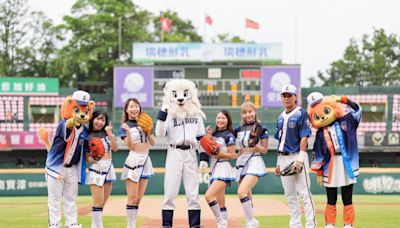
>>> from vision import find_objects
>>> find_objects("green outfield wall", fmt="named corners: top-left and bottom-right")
top-left (1, 168), bottom-right (399, 196)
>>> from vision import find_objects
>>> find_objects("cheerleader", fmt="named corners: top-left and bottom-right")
top-left (86, 110), bottom-right (119, 228)
top-left (204, 110), bottom-right (236, 228)
top-left (234, 101), bottom-right (269, 228)
top-left (119, 98), bottom-right (155, 228)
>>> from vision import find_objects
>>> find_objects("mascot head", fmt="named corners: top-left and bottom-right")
top-left (61, 90), bottom-right (95, 124)
top-left (307, 92), bottom-right (344, 129)
top-left (162, 79), bottom-right (205, 120)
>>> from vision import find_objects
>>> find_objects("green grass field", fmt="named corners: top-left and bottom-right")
top-left (0, 194), bottom-right (399, 227)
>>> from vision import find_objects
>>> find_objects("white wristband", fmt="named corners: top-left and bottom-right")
top-left (297, 151), bottom-right (307, 163)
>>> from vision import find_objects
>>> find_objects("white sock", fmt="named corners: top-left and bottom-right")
top-left (126, 205), bottom-right (138, 226)
top-left (208, 200), bottom-right (222, 220)
top-left (220, 207), bottom-right (228, 221)
top-left (92, 207), bottom-right (103, 228)
top-left (240, 196), bottom-right (254, 222)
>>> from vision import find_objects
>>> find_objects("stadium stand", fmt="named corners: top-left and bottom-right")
top-left (0, 96), bottom-right (24, 122)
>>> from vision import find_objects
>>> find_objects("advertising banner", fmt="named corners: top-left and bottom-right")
top-left (0, 77), bottom-right (59, 96)
top-left (0, 132), bottom-right (45, 151)
top-left (2, 170), bottom-right (399, 196)
top-left (365, 132), bottom-right (400, 147)
top-left (261, 66), bottom-right (301, 107)
top-left (133, 43), bottom-right (282, 63)
top-left (113, 67), bottom-right (154, 108)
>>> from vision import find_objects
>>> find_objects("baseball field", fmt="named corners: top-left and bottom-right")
top-left (1, 194), bottom-right (399, 227)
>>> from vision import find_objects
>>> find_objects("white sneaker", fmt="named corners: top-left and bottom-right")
top-left (67, 224), bottom-right (82, 228)
top-left (216, 218), bottom-right (227, 228)
top-left (127, 224), bottom-right (136, 228)
top-left (91, 223), bottom-right (104, 228)
top-left (325, 224), bottom-right (335, 228)
top-left (48, 225), bottom-right (61, 228)
top-left (343, 225), bottom-right (353, 228)
top-left (246, 219), bottom-right (259, 228)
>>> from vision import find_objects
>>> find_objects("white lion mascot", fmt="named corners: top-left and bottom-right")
top-left (156, 79), bottom-right (208, 228)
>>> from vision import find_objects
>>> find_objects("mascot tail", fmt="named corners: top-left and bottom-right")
top-left (37, 128), bottom-right (51, 152)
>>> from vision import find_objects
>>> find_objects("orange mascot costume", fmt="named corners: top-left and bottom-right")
top-left (307, 92), bottom-right (361, 228)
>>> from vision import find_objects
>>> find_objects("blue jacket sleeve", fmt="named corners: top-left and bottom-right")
top-left (311, 130), bottom-right (325, 171)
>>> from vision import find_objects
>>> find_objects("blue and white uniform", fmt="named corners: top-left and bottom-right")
top-left (45, 120), bottom-right (88, 228)
top-left (119, 119), bottom-right (154, 182)
top-left (209, 130), bottom-right (236, 184)
top-left (234, 123), bottom-right (268, 181)
top-left (311, 106), bottom-right (362, 187)
top-left (85, 131), bottom-right (116, 186)
top-left (275, 106), bottom-right (316, 228)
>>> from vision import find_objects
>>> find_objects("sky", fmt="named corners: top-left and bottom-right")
top-left (28, 0), bottom-right (400, 87)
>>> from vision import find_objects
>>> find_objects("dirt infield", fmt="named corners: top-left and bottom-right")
top-left (78, 197), bottom-right (290, 227)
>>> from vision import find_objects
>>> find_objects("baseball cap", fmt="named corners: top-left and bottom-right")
top-left (72, 90), bottom-right (90, 106)
top-left (281, 84), bottom-right (297, 95)
top-left (307, 92), bottom-right (323, 107)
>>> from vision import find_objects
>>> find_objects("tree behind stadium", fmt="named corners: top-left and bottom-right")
top-left (310, 28), bottom-right (400, 87)
top-left (58, 0), bottom-right (203, 87)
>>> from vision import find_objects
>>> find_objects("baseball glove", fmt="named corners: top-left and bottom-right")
top-left (136, 112), bottom-right (153, 135)
top-left (280, 161), bottom-right (303, 176)
top-left (200, 135), bottom-right (220, 156)
top-left (248, 123), bottom-right (263, 147)
top-left (89, 137), bottom-right (105, 161)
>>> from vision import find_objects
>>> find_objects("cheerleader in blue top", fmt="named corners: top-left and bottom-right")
top-left (119, 98), bottom-right (155, 228)
top-left (234, 101), bottom-right (269, 228)
top-left (85, 110), bottom-right (119, 228)
top-left (204, 110), bottom-right (236, 228)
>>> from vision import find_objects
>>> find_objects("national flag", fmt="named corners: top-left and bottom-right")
top-left (245, 18), bottom-right (259, 30)
top-left (160, 17), bottom-right (171, 32)
top-left (205, 14), bottom-right (213, 26)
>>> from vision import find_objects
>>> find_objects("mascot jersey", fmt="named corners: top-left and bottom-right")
top-left (45, 119), bottom-right (88, 183)
top-left (158, 112), bottom-right (205, 145)
top-left (274, 107), bottom-right (311, 153)
top-left (311, 106), bottom-right (362, 181)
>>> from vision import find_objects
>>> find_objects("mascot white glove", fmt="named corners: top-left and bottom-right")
top-left (199, 161), bottom-right (209, 170)
top-left (161, 104), bottom-right (169, 112)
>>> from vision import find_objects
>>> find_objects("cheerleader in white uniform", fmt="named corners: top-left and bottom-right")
top-left (86, 110), bottom-right (119, 228)
top-left (234, 101), bottom-right (269, 228)
top-left (204, 110), bottom-right (236, 228)
top-left (119, 98), bottom-right (155, 228)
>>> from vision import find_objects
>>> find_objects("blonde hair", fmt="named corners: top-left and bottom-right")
top-left (240, 100), bottom-right (260, 125)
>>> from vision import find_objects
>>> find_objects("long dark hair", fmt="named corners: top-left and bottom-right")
top-left (121, 98), bottom-right (141, 123)
top-left (89, 110), bottom-right (109, 132)
top-left (213, 109), bottom-right (234, 135)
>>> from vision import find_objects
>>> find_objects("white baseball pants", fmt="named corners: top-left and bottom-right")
top-left (46, 166), bottom-right (79, 228)
top-left (278, 153), bottom-right (316, 228)
top-left (162, 148), bottom-right (201, 210)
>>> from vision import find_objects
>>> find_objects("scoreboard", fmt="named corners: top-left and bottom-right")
top-left (152, 65), bottom-right (262, 107)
